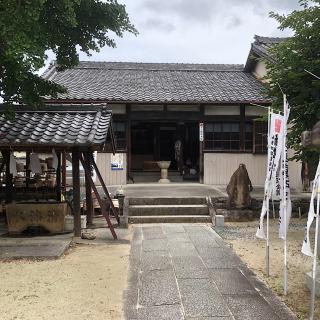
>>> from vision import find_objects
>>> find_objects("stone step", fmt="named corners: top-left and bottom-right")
top-left (128, 215), bottom-right (212, 224)
top-left (129, 204), bottom-right (209, 216)
top-left (128, 197), bottom-right (207, 206)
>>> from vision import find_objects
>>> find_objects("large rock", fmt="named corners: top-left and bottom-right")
top-left (226, 164), bottom-right (253, 209)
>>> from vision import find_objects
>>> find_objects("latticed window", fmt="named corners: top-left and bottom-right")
top-left (253, 120), bottom-right (268, 154)
top-left (204, 122), bottom-right (240, 151)
top-left (204, 121), bottom-right (257, 152)
top-left (113, 122), bottom-right (126, 151)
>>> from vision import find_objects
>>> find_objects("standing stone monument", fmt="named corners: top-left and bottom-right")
top-left (226, 164), bottom-right (253, 209)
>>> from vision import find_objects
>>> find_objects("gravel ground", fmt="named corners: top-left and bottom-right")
top-left (215, 218), bottom-right (320, 320)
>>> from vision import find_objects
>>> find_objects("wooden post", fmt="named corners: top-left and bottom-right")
top-left (80, 154), bottom-right (117, 239)
top-left (61, 152), bottom-right (67, 195)
top-left (26, 151), bottom-right (30, 189)
top-left (3, 150), bottom-right (13, 203)
top-left (240, 105), bottom-right (246, 151)
top-left (56, 152), bottom-right (61, 201)
top-left (84, 151), bottom-right (93, 225)
top-left (72, 148), bottom-right (81, 237)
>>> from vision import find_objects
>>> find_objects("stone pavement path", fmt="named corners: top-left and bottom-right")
top-left (124, 224), bottom-right (296, 320)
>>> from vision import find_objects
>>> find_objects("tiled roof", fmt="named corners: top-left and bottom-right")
top-left (42, 61), bottom-right (270, 104)
top-left (0, 107), bottom-right (112, 149)
top-left (245, 35), bottom-right (289, 71)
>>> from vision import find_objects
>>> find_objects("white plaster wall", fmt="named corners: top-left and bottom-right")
top-left (253, 61), bottom-right (267, 80)
top-left (204, 152), bottom-right (302, 190)
top-left (96, 152), bottom-right (127, 186)
top-left (204, 105), bottom-right (240, 116)
top-left (108, 104), bottom-right (126, 114)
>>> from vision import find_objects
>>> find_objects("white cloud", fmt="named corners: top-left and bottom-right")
top-left (46, 0), bottom-right (301, 68)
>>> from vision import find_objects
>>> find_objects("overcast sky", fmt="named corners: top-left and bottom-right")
top-left (49, 0), bottom-right (301, 67)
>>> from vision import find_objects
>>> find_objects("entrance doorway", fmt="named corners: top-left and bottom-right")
top-left (130, 121), bottom-right (199, 182)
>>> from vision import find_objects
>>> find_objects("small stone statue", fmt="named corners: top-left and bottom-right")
top-left (226, 164), bottom-right (253, 209)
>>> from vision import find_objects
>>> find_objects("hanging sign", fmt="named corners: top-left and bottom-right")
top-left (111, 153), bottom-right (124, 171)
top-left (199, 122), bottom-right (204, 142)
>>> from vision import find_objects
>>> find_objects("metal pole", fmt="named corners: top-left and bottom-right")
top-left (266, 107), bottom-right (271, 277)
top-left (309, 178), bottom-right (320, 320)
top-left (283, 94), bottom-right (288, 296)
top-left (266, 196), bottom-right (270, 277)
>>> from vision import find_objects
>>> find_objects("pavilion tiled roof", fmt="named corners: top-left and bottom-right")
top-left (0, 107), bottom-right (112, 149)
top-left (42, 61), bottom-right (270, 104)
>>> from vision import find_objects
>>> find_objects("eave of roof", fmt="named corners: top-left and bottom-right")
top-left (0, 106), bottom-right (113, 150)
top-left (244, 35), bottom-right (290, 72)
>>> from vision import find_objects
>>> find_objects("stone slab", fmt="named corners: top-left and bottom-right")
top-left (162, 224), bottom-right (186, 234)
top-left (141, 251), bottom-right (172, 271)
top-left (178, 278), bottom-right (231, 318)
top-left (198, 247), bottom-right (243, 269)
top-left (0, 240), bottom-right (71, 260)
top-left (139, 269), bottom-right (180, 307)
top-left (142, 239), bottom-right (168, 252)
top-left (172, 256), bottom-right (210, 279)
top-left (211, 269), bottom-right (258, 295)
top-left (226, 296), bottom-right (280, 320)
top-left (137, 305), bottom-right (184, 320)
top-left (185, 318), bottom-right (233, 320)
top-left (168, 240), bottom-right (198, 256)
top-left (166, 232), bottom-right (190, 242)
top-left (142, 226), bottom-right (165, 239)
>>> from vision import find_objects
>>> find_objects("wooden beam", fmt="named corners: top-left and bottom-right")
top-left (80, 153), bottom-right (117, 240)
top-left (84, 151), bottom-right (93, 225)
top-left (88, 153), bottom-right (120, 223)
top-left (72, 148), bottom-right (81, 237)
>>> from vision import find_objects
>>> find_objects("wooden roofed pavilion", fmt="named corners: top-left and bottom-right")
top-left (0, 105), bottom-right (119, 239)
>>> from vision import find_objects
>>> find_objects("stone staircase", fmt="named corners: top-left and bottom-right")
top-left (126, 197), bottom-right (212, 223)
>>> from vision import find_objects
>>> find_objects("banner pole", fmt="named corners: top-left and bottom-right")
top-left (283, 94), bottom-right (288, 296)
top-left (309, 178), bottom-right (320, 320)
top-left (266, 196), bottom-right (270, 277)
top-left (265, 107), bottom-right (271, 277)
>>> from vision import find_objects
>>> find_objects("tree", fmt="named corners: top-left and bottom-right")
top-left (0, 0), bottom-right (137, 107)
top-left (266, 0), bottom-right (320, 167)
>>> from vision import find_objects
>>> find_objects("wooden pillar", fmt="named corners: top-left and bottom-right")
top-left (26, 151), bottom-right (30, 189)
top-left (3, 150), bottom-right (13, 203)
top-left (61, 152), bottom-right (67, 195)
top-left (199, 105), bottom-right (205, 184)
top-left (126, 104), bottom-right (131, 182)
top-left (56, 152), bottom-right (61, 201)
top-left (72, 148), bottom-right (81, 237)
top-left (240, 105), bottom-right (246, 151)
top-left (84, 151), bottom-right (93, 225)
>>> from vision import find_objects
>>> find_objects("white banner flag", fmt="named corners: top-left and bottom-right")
top-left (256, 112), bottom-right (285, 239)
top-left (302, 160), bottom-right (320, 257)
top-left (279, 100), bottom-right (291, 240)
